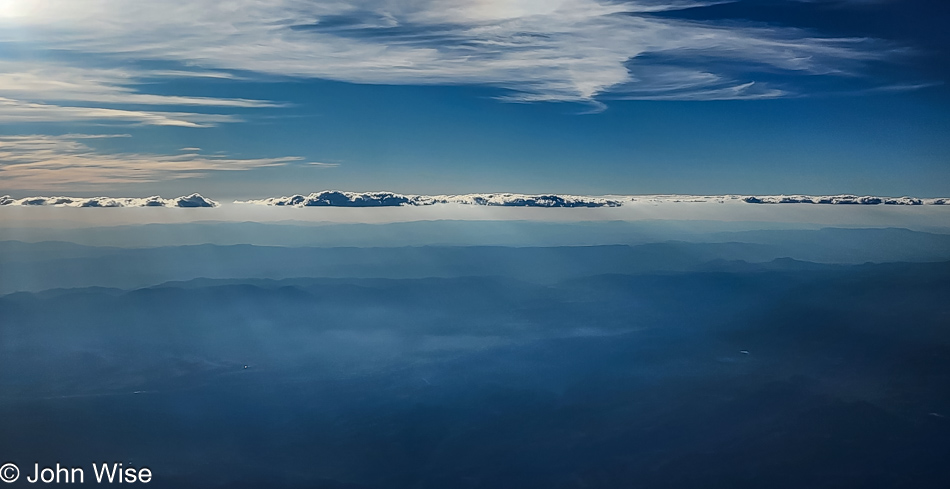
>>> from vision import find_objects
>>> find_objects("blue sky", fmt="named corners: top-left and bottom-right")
top-left (0, 0), bottom-right (947, 198)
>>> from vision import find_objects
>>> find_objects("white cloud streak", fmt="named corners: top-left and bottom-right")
top-left (0, 97), bottom-right (239, 127)
top-left (0, 61), bottom-right (278, 108)
top-left (0, 134), bottom-right (321, 189)
top-left (0, 59), bottom-right (280, 126)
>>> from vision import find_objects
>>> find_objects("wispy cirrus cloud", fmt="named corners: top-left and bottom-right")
top-left (0, 60), bottom-right (279, 126)
top-left (0, 97), bottom-right (239, 127)
top-left (0, 0), bottom-right (914, 110)
top-left (0, 62), bottom-right (277, 108)
top-left (0, 134), bottom-right (327, 190)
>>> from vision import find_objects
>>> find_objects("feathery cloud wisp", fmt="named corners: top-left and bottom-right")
top-left (0, 134), bottom-right (321, 189)
top-left (0, 61), bottom-right (278, 108)
top-left (0, 97), bottom-right (239, 127)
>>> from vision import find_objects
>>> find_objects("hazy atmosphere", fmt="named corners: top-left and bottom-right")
top-left (1, 1), bottom-right (949, 488)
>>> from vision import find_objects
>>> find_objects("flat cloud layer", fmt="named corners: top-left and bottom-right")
top-left (741, 195), bottom-right (950, 205)
top-left (0, 193), bottom-right (218, 208)
top-left (237, 191), bottom-right (624, 207)
top-left (238, 192), bottom-right (950, 207)
top-left (4, 192), bottom-right (946, 209)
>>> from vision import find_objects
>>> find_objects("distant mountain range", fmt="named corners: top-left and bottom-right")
top-left (3, 226), bottom-right (950, 293)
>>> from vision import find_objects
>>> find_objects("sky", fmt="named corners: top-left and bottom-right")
top-left (0, 0), bottom-right (948, 199)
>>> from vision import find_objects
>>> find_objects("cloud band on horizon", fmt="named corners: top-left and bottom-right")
top-left (4, 191), bottom-right (948, 208)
